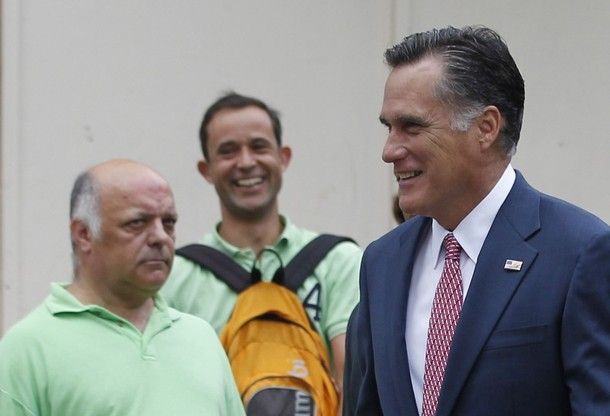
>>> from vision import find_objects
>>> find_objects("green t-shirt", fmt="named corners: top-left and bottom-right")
top-left (0, 284), bottom-right (245, 416)
top-left (161, 217), bottom-right (362, 356)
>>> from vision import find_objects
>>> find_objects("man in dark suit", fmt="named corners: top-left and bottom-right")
top-left (344, 26), bottom-right (610, 415)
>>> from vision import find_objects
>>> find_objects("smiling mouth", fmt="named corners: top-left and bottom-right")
top-left (396, 171), bottom-right (422, 181)
top-left (235, 177), bottom-right (264, 187)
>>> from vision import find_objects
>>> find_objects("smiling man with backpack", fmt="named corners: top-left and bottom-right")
top-left (160, 92), bottom-right (362, 415)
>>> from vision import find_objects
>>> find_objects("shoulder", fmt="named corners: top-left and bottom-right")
top-left (290, 223), bottom-right (362, 257)
top-left (519, 181), bottom-right (610, 246)
top-left (169, 252), bottom-right (206, 277)
top-left (325, 237), bottom-right (362, 261)
top-left (298, 230), bottom-right (363, 277)
top-left (538, 195), bottom-right (610, 265)
top-left (1, 303), bottom-right (50, 340)
top-left (503, 176), bottom-right (609, 260)
top-left (163, 243), bottom-right (218, 289)
top-left (0, 304), bottom-right (50, 363)
top-left (538, 192), bottom-right (609, 235)
top-left (507, 172), bottom-right (608, 239)
top-left (365, 216), bottom-right (427, 256)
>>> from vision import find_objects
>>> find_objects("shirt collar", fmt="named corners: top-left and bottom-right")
top-left (431, 164), bottom-right (516, 267)
top-left (45, 282), bottom-right (180, 322)
top-left (210, 215), bottom-right (292, 256)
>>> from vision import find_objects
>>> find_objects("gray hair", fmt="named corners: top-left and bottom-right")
top-left (385, 26), bottom-right (525, 157)
top-left (69, 171), bottom-right (101, 267)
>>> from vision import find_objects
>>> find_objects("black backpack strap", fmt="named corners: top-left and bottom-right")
top-left (175, 244), bottom-right (251, 293)
top-left (282, 234), bottom-right (357, 292)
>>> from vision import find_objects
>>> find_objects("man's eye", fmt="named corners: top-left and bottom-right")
top-left (217, 145), bottom-right (238, 156)
top-left (163, 218), bottom-right (177, 228)
top-left (401, 122), bottom-right (425, 135)
top-left (127, 219), bottom-right (145, 228)
top-left (250, 142), bottom-right (271, 153)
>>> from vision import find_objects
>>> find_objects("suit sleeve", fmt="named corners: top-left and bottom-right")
top-left (562, 230), bottom-right (610, 413)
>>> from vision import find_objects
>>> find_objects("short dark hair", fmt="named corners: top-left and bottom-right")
top-left (385, 26), bottom-right (525, 156)
top-left (198, 92), bottom-right (282, 160)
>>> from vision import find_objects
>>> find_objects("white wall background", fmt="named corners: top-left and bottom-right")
top-left (2, 0), bottom-right (609, 333)
top-left (1, 0), bottom-right (394, 332)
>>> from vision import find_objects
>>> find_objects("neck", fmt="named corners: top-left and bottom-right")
top-left (438, 160), bottom-right (509, 231)
top-left (218, 211), bottom-right (284, 255)
top-left (68, 276), bottom-right (154, 332)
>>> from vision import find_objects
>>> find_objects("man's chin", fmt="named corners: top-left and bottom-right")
top-left (227, 201), bottom-right (276, 221)
top-left (137, 270), bottom-right (170, 288)
top-left (398, 198), bottom-right (416, 216)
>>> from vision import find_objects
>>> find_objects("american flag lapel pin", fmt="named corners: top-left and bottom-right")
top-left (504, 259), bottom-right (523, 271)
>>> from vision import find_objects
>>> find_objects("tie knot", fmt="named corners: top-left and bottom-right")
top-left (443, 233), bottom-right (461, 260)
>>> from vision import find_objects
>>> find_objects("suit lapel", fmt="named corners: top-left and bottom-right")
top-left (380, 217), bottom-right (429, 415)
top-left (435, 172), bottom-right (541, 416)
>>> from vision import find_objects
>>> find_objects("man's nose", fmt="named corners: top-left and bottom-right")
top-left (147, 219), bottom-right (174, 247)
top-left (236, 147), bottom-right (256, 168)
top-left (382, 132), bottom-right (407, 163)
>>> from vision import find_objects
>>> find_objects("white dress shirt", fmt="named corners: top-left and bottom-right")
top-left (406, 165), bottom-right (516, 414)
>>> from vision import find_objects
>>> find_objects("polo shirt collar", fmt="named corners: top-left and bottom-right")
top-left (210, 215), bottom-right (293, 255)
top-left (45, 282), bottom-right (180, 323)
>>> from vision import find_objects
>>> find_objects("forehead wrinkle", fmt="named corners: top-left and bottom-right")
top-left (102, 182), bottom-right (175, 214)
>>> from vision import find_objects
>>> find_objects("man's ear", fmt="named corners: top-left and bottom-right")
top-left (279, 146), bottom-right (292, 171)
top-left (476, 105), bottom-right (502, 150)
top-left (197, 159), bottom-right (213, 184)
top-left (70, 219), bottom-right (93, 254)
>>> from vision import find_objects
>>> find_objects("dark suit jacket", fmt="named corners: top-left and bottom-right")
top-left (344, 172), bottom-right (610, 415)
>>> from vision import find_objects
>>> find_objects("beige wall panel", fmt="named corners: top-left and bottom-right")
top-left (1, 0), bottom-right (394, 332)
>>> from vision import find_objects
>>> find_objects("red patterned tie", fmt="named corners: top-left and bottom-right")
top-left (422, 233), bottom-right (463, 416)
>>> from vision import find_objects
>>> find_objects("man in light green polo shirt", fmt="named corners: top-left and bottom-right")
top-left (160, 92), bottom-right (362, 409)
top-left (0, 159), bottom-right (245, 416)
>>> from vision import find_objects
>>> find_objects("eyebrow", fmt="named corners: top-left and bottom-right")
top-left (215, 140), bottom-right (239, 152)
top-left (379, 114), bottom-right (431, 128)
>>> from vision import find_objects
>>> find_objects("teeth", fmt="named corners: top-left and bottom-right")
top-left (236, 177), bottom-right (263, 187)
top-left (396, 171), bottom-right (422, 181)
top-left (397, 172), bottom-right (419, 180)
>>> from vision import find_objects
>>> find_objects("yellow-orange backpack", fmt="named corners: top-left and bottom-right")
top-left (176, 234), bottom-right (355, 416)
